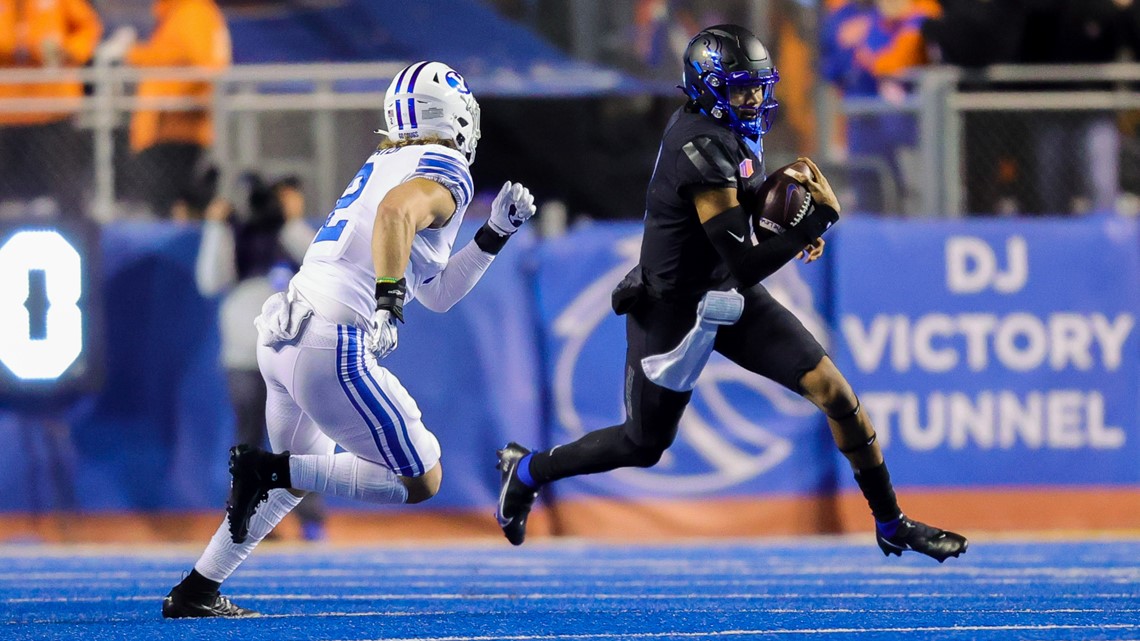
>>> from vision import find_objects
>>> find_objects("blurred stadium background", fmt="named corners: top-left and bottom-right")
top-left (1, 0), bottom-right (1139, 550)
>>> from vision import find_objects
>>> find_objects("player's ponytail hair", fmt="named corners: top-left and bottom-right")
top-left (377, 135), bottom-right (460, 153)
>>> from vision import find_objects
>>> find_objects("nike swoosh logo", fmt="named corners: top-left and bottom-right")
top-left (727, 230), bottom-right (748, 243)
top-left (496, 480), bottom-right (512, 527)
top-left (496, 459), bottom-right (515, 527)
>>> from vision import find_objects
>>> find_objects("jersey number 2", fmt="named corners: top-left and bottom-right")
top-left (315, 163), bottom-right (375, 243)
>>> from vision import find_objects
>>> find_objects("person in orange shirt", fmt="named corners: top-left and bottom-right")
top-left (847, 0), bottom-right (940, 212)
top-left (856, 0), bottom-right (940, 84)
top-left (0, 0), bottom-right (102, 218)
top-left (124, 0), bottom-right (230, 218)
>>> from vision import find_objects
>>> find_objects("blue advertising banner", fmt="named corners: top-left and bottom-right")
top-left (830, 217), bottom-right (1140, 488)
top-left (533, 223), bottom-right (836, 500)
top-left (0, 221), bottom-right (541, 512)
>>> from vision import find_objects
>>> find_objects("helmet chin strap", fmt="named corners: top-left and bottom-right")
top-left (373, 128), bottom-right (390, 136)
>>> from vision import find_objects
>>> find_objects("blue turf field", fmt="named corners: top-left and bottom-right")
top-left (3, 537), bottom-right (1139, 641)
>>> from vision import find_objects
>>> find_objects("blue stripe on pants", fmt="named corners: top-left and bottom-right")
top-left (336, 326), bottom-right (397, 470)
top-left (355, 329), bottom-right (425, 475)
top-left (345, 328), bottom-right (416, 474)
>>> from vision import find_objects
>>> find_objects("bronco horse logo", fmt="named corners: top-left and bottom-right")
top-left (551, 235), bottom-right (828, 493)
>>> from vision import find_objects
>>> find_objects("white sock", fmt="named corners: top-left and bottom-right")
top-left (289, 452), bottom-right (409, 504)
top-left (193, 488), bottom-right (302, 583)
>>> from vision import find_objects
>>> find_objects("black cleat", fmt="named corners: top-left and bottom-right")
top-left (877, 515), bottom-right (969, 562)
top-left (226, 445), bottom-right (289, 544)
top-left (162, 588), bottom-right (259, 618)
top-left (495, 442), bottom-right (539, 546)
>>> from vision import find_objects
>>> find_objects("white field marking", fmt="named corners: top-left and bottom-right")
top-left (10, 610), bottom-right (459, 626)
top-left (121, 576), bottom-right (1132, 591)
top-left (6, 568), bottom-right (1130, 588)
top-left (332, 623), bottom-right (1140, 641)
top-left (11, 607), bottom-right (1139, 626)
top-left (2, 531), bottom-right (1138, 554)
top-left (5, 565), bottom-right (1139, 582)
top-left (9, 592), bottom-right (1140, 605)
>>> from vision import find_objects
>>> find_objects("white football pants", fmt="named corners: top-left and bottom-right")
top-left (257, 316), bottom-right (440, 477)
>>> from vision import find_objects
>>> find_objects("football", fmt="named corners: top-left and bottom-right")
top-left (754, 160), bottom-right (814, 235)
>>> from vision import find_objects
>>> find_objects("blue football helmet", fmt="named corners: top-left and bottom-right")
top-left (682, 24), bottom-right (779, 138)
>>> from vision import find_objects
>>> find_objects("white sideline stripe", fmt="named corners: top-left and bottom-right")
top-left (30, 577), bottom-right (1120, 591)
top-left (7, 592), bottom-right (1140, 604)
top-left (8, 575), bottom-right (1138, 588)
top-left (5, 565), bottom-right (1139, 582)
top-left (11, 613), bottom-right (1140, 628)
top-left (13, 610), bottom-right (458, 625)
top-left (332, 624), bottom-right (1140, 641)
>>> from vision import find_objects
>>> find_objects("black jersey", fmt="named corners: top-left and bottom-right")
top-left (639, 106), bottom-right (767, 299)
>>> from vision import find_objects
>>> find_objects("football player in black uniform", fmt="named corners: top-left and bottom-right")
top-left (496, 24), bottom-right (967, 562)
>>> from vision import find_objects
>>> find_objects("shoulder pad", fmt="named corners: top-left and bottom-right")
top-left (680, 135), bottom-right (738, 184)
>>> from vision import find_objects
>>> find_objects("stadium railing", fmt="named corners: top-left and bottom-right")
top-left (0, 62), bottom-right (1137, 220)
top-left (837, 63), bottom-right (1140, 217)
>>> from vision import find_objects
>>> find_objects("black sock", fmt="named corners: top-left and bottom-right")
top-left (175, 569), bottom-right (221, 596)
top-left (266, 451), bottom-right (292, 488)
top-left (528, 425), bottom-right (659, 485)
top-left (854, 462), bottom-right (902, 524)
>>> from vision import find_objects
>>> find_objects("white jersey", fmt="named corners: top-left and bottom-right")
top-left (291, 144), bottom-right (473, 327)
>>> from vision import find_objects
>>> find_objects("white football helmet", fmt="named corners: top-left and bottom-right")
top-left (381, 61), bottom-right (481, 163)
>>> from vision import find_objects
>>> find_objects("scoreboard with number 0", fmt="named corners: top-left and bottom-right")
top-left (0, 219), bottom-right (103, 404)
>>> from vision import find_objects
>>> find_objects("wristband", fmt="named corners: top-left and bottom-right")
top-left (474, 222), bottom-right (510, 255)
top-left (788, 203), bottom-right (839, 243)
top-left (374, 277), bottom-right (407, 322)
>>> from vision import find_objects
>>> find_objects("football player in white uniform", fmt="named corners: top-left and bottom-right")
top-left (162, 61), bottom-right (536, 618)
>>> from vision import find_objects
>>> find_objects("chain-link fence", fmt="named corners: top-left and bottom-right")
top-left (838, 64), bottom-right (1140, 217)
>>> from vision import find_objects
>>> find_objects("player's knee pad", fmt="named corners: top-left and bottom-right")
top-left (403, 465), bottom-right (441, 504)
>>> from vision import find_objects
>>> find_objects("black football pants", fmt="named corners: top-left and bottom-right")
top-left (529, 284), bottom-right (827, 483)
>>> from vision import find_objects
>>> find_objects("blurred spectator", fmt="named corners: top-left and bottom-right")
top-left (821, 0), bottom-right (939, 211)
top-left (772, 0), bottom-right (822, 153)
top-left (195, 174), bottom-right (327, 541)
top-left (125, 0), bottom-right (230, 218)
top-left (170, 160), bottom-right (219, 223)
top-left (0, 0), bottom-right (102, 219)
top-left (1020, 0), bottom-right (1140, 214)
top-left (632, 0), bottom-right (747, 78)
top-left (820, 1), bottom-right (877, 100)
top-left (633, 0), bottom-right (698, 76)
top-left (860, 0), bottom-right (941, 79)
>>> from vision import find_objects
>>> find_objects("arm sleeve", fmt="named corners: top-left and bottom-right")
top-left (195, 221), bottom-right (238, 296)
top-left (279, 219), bottom-right (314, 264)
top-left (702, 207), bottom-right (807, 288)
top-left (414, 240), bottom-right (496, 313)
top-left (702, 205), bottom-right (836, 288)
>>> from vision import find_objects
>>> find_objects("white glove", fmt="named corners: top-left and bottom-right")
top-left (365, 309), bottom-right (399, 359)
top-left (487, 181), bottom-right (536, 236)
